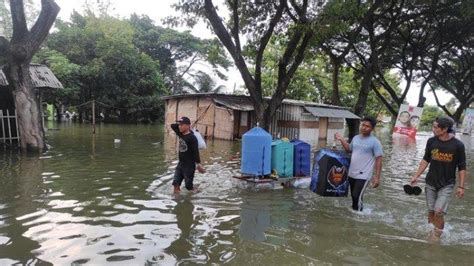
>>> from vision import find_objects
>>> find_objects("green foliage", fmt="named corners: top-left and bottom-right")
top-left (259, 36), bottom-right (401, 118)
top-left (129, 14), bottom-right (231, 93)
top-left (0, 0), bottom-right (38, 39)
top-left (33, 9), bottom-right (231, 123)
top-left (33, 48), bottom-right (82, 105)
top-left (184, 70), bottom-right (226, 93)
top-left (38, 12), bottom-right (167, 122)
top-left (420, 105), bottom-right (444, 129)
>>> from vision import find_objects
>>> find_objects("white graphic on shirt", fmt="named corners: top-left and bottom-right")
top-left (179, 138), bottom-right (188, 153)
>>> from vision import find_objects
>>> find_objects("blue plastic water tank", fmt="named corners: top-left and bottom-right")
top-left (241, 127), bottom-right (272, 176)
top-left (290, 139), bottom-right (311, 176)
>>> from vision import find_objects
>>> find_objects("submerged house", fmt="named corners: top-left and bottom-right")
top-left (162, 93), bottom-right (359, 146)
top-left (0, 64), bottom-right (63, 144)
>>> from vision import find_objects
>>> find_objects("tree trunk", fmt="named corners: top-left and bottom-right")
top-left (54, 103), bottom-right (61, 123)
top-left (346, 118), bottom-right (359, 142)
top-left (330, 57), bottom-right (342, 106)
top-left (347, 67), bottom-right (374, 140)
top-left (7, 63), bottom-right (45, 151)
top-left (3, 0), bottom-right (60, 152)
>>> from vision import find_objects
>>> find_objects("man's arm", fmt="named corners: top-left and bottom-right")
top-left (171, 123), bottom-right (182, 137)
top-left (334, 132), bottom-right (351, 153)
top-left (411, 139), bottom-right (432, 185)
top-left (456, 170), bottom-right (466, 198)
top-left (192, 137), bottom-right (201, 164)
top-left (410, 160), bottom-right (429, 185)
top-left (456, 143), bottom-right (467, 198)
top-left (191, 136), bottom-right (205, 173)
top-left (371, 156), bottom-right (383, 188)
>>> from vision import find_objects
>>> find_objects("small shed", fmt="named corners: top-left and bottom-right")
top-left (1, 64), bottom-right (63, 144)
top-left (162, 93), bottom-right (359, 146)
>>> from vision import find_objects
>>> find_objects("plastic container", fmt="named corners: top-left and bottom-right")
top-left (241, 127), bottom-right (272, 176)
top-left (310, 148), bottom-right (351, 196)
top-left (271, 140), bottom-right (294, 177)
top-left (290, 139), bottom-right (311, 177)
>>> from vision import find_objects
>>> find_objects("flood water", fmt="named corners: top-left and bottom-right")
top-left (1, 123), bottom-right (473, 265)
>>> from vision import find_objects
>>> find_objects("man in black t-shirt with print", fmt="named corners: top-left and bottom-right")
top-left (171, 116), bottom-right (205, 193)
top-left (410, 117), bottom-right (466, 241)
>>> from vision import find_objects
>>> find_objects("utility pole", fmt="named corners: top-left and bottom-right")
top-left (92, 99), bottom-right (96, 134)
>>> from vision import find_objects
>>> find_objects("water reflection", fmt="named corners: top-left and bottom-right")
top-left (166, 197), bottom-right (195, 261)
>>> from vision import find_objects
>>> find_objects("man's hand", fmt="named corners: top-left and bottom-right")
top-left (334, 132), bottom-right (342, 141)
top-left (456, 187), bottom-right (465, 199)
top-left (371, 176), bottom-right (380, 188)
top-left (410, 175), bottom-right (419, 186)
top-left (197, 164), bottom-right (206, 174)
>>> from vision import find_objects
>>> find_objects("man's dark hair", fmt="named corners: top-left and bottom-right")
top-left (435, 116), bottom-right (455, 133)
top-left (361, 116), bottom-right (377, 128)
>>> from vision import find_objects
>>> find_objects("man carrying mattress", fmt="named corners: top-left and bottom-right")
top-left (335, 117), bottom-right (383, 211)
top-left (171, 116), bottom-right (206, 193)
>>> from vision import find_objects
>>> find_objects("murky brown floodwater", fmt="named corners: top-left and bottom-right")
top-left (0, 122), bottom-right (473, 265)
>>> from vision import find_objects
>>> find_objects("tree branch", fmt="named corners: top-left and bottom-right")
top-left (229, 0), bottom-right (241, 53)
top-left (10, 0), bottom-right (28, 43)
top-left (431, 86), bottom-right (452, 116)
top-left (29, 0), bottom-right (60, 54)
top-left (203, 0), bottom-right (258, 101)
top-left (255, 0), bottom-right (284, 87)
top-left (372, 83), bottom-right (397, 116)
top-left (270, 30), bottom-right (313, 116)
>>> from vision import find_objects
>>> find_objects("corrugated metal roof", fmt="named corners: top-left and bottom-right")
top-left (304, 106), bottom-right (360, 119)
top-left (0, 64), bottom-right (63, 89)
top-left (213, 95), bottom-right (254, 111)
top-left (161, 93), bottom-right (359, 119)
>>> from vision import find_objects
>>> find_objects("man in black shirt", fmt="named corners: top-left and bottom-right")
top-left (410, 117), bottom-right (466, 240)
top-left (171, 116), bottom-right (205, 193)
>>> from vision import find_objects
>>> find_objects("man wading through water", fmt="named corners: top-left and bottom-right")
top-left (171, 116), bottom-right (205, 193)
top-left (410, 117), bottom-right (466, 241)
top-left (335, 117), bottom-right (383, 211)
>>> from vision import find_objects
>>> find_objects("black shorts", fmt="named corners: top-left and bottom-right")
top-left (172, 164), bottom-right (196, 190)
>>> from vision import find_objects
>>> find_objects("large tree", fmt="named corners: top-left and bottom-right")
top-left (171, 0), bottom-right (341, 129)
top-left (44, 12), bottom-right (167, 123)
top-left (0, 0), bottom-right (59, 151)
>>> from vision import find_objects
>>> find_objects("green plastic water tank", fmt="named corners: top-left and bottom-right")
top-left (271, 140), bottom-right (294, 177)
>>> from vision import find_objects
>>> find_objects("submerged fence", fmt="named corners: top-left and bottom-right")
top-left (0, 109), bottom-right (20, 145)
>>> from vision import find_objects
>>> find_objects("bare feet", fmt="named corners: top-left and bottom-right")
top-left (427, 229), bottom-right (442, 243)
top-left (189, 185), bottom-right (200, 193)
top-left (173, 185), bottom-right (181, 194)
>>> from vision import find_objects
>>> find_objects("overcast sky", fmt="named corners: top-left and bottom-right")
top-left (50, 0), bottom-right (450, 107)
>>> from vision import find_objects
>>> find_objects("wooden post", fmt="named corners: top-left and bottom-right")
top-left (6, 109), bottom-right (12, 144)
top-left (40, 91), bottom-right (45, 133)
top-left (1, 110), bottom-right (5, 144)
top-left (15, 110), bottom-right (20, 146)
top-left (92, 100), bottom-right (96, 134)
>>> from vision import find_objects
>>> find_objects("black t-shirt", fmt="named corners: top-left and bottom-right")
top-left (423, 136), bottom-right (466, 189)
top-left (171, 123), bottom-right (201, 167)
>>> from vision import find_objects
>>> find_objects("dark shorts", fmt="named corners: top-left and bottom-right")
top-left (172, 164), bottom-right (195, 190)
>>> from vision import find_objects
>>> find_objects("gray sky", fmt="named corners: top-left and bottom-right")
top-left (50, 0), bottom-right (451, 107)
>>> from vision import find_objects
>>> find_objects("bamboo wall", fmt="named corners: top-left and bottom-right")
top-left (164, 96), bottom-right (346, 144)
top-left (195, 97), bottom-right (215, 138)
top-left (213, 106), bottom-right (234, 140)
top-left (165, 97), bottom-right (235, 140)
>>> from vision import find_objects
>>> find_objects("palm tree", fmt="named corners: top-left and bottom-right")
top-left (183, 70), bottom-right (227, 93)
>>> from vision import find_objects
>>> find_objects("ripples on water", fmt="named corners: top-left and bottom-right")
top-left (0, 123), bottom-right (473, 264)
